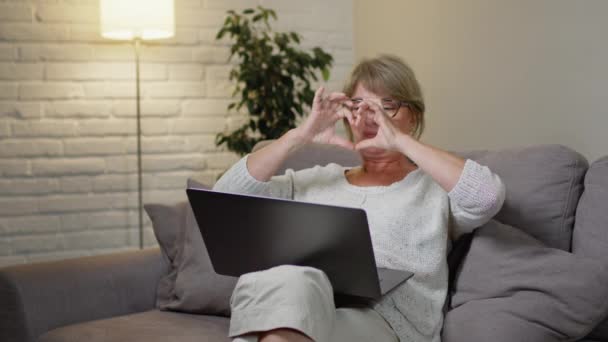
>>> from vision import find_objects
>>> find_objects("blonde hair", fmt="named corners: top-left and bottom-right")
top-left (342, 55), bottom-right (425, 140)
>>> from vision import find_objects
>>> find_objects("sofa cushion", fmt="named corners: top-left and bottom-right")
top-left (460, 144), bottom-right (588, 250)
top-left (443, 220), bottom-right (608, 342)
top-left (38, 310), bottom-right (230, 342)
top-left (573, 156), bottom-right (608, 340)
top-left (145, 180), bottom-right (237, 317)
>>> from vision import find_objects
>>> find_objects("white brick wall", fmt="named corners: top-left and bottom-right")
top-left (0, 0), bottom-right (355, 266)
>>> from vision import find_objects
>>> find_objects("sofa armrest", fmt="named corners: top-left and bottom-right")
top-left (0, 247), bottom-right (167, 342)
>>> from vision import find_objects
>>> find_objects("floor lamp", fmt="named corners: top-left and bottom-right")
top-left (100, 0), bottom-right (175, 249)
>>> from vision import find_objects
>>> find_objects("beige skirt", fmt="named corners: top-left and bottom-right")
top-left (229, 265), bottom-right (399, 342)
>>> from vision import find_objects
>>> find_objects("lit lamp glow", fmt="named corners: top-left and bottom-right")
top-left (101, 0), bottom-right (175, 40)
top-left (100, 0), bottom-right (175, 249)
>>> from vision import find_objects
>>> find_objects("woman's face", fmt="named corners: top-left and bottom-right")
top-left (348, 83), bottom-right (416, 156)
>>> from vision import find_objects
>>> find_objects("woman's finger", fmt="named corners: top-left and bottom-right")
top-left (328, 92), bottom-right (348, 103)
top-left (372, 109), bottom-right (385, 126)
top-left (354, 112), bottom-right (362, 127)
top-left (313, 87), bottom-right (325, 106)
top-left (355, 102), bottom-right (369, 117)
top-left (363, 99), bottom-right (385, 115)
top-left (315, 87), bottom-right (329, 113)
top-left (355, 137), bottom-right (379, 151)
top-left (342, 106), bottom-right (355, 125)
top-left (321, 91), bottom-right (343, 112)
top-left (339, 101), bottom-right (353, 122)
top-left (341, 99), bottom-right (354, 109)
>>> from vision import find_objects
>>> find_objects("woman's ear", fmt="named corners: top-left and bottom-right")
top-left (408, 114), bottom-right (419, 136)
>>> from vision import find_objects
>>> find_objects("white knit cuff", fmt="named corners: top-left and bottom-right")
top-left (448, 159), bottom-right (504, 214)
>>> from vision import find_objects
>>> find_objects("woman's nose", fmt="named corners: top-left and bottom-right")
top-left (357, 107), bottom-right (375, 120)
top-left (356, 110), bottom-right (377, 127)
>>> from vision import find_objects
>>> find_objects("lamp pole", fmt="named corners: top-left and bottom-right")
top-left (134, 37), bottom-right (144, 249)
top-left (99, 0), bottom-right (175, 251)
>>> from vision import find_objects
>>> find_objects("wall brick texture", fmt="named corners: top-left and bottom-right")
top-left (0, 0), bottom-right (355, 267)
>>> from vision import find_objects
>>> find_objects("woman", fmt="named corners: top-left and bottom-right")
top-left (214, 55), bottom-right (506, 342)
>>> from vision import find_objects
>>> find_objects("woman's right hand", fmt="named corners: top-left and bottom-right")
top-left (245, 87), bottom-right (354, 182)
top-left (293, 87), bottom-right (355, 150)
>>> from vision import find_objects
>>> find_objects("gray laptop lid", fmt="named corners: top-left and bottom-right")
top-left (186, 188), bottom-right (412, 300)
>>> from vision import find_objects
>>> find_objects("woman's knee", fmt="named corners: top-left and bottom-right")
top-left (231, 265), bottom-right (334, 310)
top-left (269, 265), bottom-right (332, 291)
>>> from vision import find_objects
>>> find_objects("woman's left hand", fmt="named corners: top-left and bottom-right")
top-left (353, 100), bottom-right (405, 152)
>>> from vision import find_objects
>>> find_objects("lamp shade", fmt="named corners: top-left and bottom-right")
top-left (100, 0), bottom-right (175, 40)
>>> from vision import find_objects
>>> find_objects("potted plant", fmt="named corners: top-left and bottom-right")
top-left (215, 6), bottom-right (334, 155)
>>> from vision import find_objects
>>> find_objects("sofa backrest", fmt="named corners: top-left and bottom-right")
top-left (572, 156), bottom-right (608, 340)
top-left (572, 156), bottom-right (608, 260)
top-left (253, 141), bottom-right (588, 251)
top-left (253, 140), bottom-right (362, 173)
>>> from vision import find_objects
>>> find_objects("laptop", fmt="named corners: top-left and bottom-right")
top-left (186, 188), bottom-right (413, 301)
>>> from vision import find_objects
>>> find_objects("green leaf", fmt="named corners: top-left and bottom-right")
top-left (243, 8), bottom-right (254, 14)
top-left (268, 9), bottom-right (277, 20)
top-left (321, 67), bottom-right (330, 81)
top-left (289, 32), bottom-right (300, 43)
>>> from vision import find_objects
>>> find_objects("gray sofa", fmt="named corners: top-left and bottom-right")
top-left (1, 143), bottom-right (607, 342)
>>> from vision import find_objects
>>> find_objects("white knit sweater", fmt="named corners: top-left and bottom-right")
top-left (214, 155), bottom-right (506, 342)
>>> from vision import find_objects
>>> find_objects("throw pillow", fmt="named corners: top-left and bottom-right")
top-left (443, 220), bottom-right (608, 342)
top-left (168, 193), bottom-right (238, 316)
top-left (144, 201), bottom-right (189, 309)
top-left (145, 179), bottom-right (237, 316)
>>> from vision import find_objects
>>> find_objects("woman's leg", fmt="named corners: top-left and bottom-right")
top-left (259, 328), bottom-right (314, 342)
top-left (229, 265), bottom-right (336, 342)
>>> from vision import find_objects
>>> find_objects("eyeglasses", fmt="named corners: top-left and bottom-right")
top-left (349, 99), bottom-right (411, 118)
